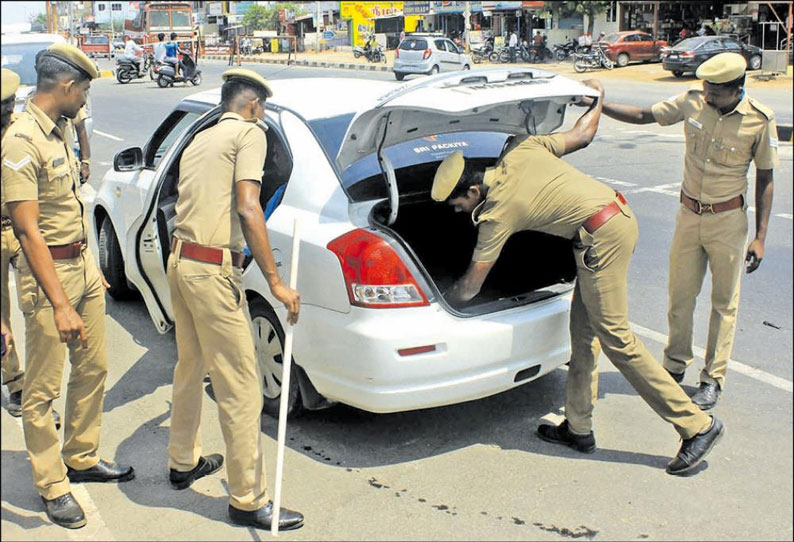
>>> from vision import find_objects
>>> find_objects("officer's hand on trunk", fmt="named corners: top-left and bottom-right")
top-left (745, 239), bottom-right (764, 273)
top-left (53, 305), bottom-right (88, 348)
top-left (271, 282), bottom-right (300, 325)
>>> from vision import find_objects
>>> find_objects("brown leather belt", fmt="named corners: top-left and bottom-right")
top-left (583, 192), bottom-right (628, 234)
top-left (49, 239), bottom-right (86, 260)
top-left (171, 238), bottom-right (245, 268)
top-left (680, 192), bottom-right (743, 215)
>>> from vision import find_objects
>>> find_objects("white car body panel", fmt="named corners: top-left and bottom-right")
top-left (95, 70), bottom-right (588, 413)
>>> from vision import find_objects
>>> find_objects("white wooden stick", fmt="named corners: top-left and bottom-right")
top-left (271, 218), bottom-right (301, 536)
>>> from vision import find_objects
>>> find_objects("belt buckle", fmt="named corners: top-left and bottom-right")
top-left (697, 201), bottom-right (714, 214)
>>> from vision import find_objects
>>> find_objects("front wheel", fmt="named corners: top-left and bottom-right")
top-left (616, 53), bottom-right (629, 67)
top-left (353, 50), bottom-right (362, 58)
top-left (574, 59), bottom-right (588, 73)
top-left (672, 70), bottom-right (684, 78)
top-left (749, 54), bottom-right (761, 70)
top-left (251, 299), bottom-right (303, 419)
top-left (488, 51), bottom-right (500, 63)
top-left (555, 49), bottom-right (567, 61)
top-left (115, 68), bottom-right (132, 84)
top-left (98, 217), bottom-right (136, 300)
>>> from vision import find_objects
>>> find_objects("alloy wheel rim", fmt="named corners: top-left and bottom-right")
top-left (252, 316), bottom-right (283, 399)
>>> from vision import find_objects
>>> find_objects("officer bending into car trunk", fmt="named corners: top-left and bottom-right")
top-left (166, 68), bottom-right (303, 531)
top-left (435, 79), bottom-right (724, 476)
top-left (594, 52), bottom-right (778, 410)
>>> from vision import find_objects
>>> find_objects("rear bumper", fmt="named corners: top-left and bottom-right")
top-left (294, 294), bottom-right (573, 413)
top-left (393, 59), bottom-right (433, 74)
top-left (663, 58), bottom-right (700, 72)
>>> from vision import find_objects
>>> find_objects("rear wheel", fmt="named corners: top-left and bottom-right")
top-left (555, 49), bottom-right (566, 61)
top-left (430, 65), bottom-right (439, 75)
top-left (462, 64), bottom-right (470, 70)
top-left (251, 299), bottom-right (302, 419)
top-left (574, 59), bottom-right (588, 73)
top-left (749, 54), bottom-right (761, 70)
top-left (394, 71), bottom-right (405, 81)
top-left (616, 52), bottom-right (629, 67)
top-left (190, 72), bottom-right (202, 86)
top-left (115, 68), bottom-right (132, 84)
top-left (672, 70), bottom-right (684, 78)
top-left (98, 217), bottom-right (136, 300)
top-left (157, 74), bottom-right (170, 88)
top-left (488, 51), bottom-right (500, 63)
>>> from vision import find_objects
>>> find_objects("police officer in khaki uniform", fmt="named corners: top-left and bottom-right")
top-left (1, 44), bottom-right (134, 530)
top-left (1, 68), bottom-right (26, 415)
top-left (167, 68), bottom-right (303, 530)
top-left (597, 53), bottom-right (778, 409)
top-left (435, 80), bottom-right (723, 476)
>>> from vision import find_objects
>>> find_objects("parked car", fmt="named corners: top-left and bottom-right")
top-left (0, 32), bottom-right (94, 139)
top-left (92, 68), bottom-right (599, 418)
top-left (662, 35), bottom-right (762, 77)
top-left (393, 33), bottom-right (471, 80)
top-left (598, 30), bottom-right (668, 67)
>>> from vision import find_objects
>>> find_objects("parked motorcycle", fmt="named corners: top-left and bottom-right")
top-left (488, 45), bottom-right (511, 63)
top-left (553, 38), bottom-right (578, 61)
top-left (573, 46), bottom-right (614, 72)
top-left (470, 37), bottom-right (494, 64)
top-left (156, 52), bottom-right (202, 87)
top-left (115, 53), bottom-right (153, 84)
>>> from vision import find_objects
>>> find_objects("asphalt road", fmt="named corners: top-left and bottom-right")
top-left (1, 59), bottom-right (792, 541)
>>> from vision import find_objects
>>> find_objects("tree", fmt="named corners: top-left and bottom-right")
top-left (242, 3), bottom-right (308, 32)
top-left (28, 12), bottom-right (47, 31)
top-left (551, 1), bottom-right (612, 36)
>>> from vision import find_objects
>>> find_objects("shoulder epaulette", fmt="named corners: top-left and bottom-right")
top-left (13, 132), bottom-right (32, 142)
top-left (748, 98), bottom-right (774, 120)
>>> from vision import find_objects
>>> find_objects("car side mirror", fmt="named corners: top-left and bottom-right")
top-left (113, 147), bottom-right (143, 172)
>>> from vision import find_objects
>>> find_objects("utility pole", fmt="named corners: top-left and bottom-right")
top-left (316, 1), bottom-right (321, 53)
top-left (463, 1), bottom-right (471, 52)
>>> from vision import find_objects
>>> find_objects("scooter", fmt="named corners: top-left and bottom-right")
top-left (116, 53), bottom-right (152, 84)
top-left (156, 52), bottom-right (202, 87)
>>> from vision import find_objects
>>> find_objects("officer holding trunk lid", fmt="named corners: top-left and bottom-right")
top-left (434, 79), bottom-right (723, 476)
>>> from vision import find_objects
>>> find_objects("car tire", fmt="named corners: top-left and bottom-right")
top-left (430, 65), bottom-right (439, 75)
top-left (616, 52), bottom-right (629, 67)
top-left (115, 68), bottom-right (132, 84)
top-left (462, 64), bottom-right (470, 70)
top-left (98, 217), bottom-right (136, 300)
top-left (749, 54), bottom-right (761, 70)
top-left (672, 70), bottom-right (684, 78)
top-left (394, 72), bottom-right (405, 81)
top-left (250, 299), bottom-right (303, 419)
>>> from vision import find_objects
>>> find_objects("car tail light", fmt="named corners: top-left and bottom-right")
top-left (327, 229), bottom-right (429, 308)
top-left (395, 48), bottom-right (400, 59)
top-left (680, 51), bottom-right (696, 58)
top-left (422, 48), bottom-right (432, 60)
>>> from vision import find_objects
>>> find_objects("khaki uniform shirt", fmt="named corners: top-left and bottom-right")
top-left (472, 133), bottom-right (616, 262)
top-left (1, 101), bottom-right (86, 245)
top-left (1, 112), bottom-right (20, 218)
top-left (174, 112), bottom-right (267, 252)
top-left (651, 89), bottom-right (779, 203)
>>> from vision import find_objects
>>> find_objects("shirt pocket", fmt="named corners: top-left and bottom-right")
top-left (684, 121), bottom-right (705, 155)
top-left (716, 135), bottom-right (753, 167)
top-left (40, 162), bottom-right (74, 199)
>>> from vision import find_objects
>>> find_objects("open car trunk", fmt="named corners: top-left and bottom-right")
top-left (370, 188), bottom-right (576, 317)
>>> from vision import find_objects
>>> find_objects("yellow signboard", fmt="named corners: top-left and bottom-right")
top-left (340, 2), bottom-right (419, 46)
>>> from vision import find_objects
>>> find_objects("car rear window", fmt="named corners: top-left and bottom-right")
top-left (400, 38), bottom-right (428, 50)
top-left (84, 35), bottom-right (109, 45)
top-left (342, 132), bottom-right (510, 201)
top-left (672, 37), bottom-right (708, 51)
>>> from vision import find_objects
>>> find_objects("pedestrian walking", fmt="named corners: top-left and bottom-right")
top-left (596, 53), bottom-right (778, 409)
top-left (1, 44), bottom-right (134, 530)
top-left (509, 29), bottom-right (518, 63)
top-left (432, 79), bottom-right (724, 476)
top-left (166, 68), bottom-right (303, 531)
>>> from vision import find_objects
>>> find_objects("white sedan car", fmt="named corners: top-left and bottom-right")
top-left (92, 68), bottom-right (598, 417)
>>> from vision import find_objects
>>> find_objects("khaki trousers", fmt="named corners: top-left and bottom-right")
top-left (565, 203), bottom-right (711, 440)
top-left (17, 248), bottom-right (107, 500)
top-left (664, 206), bottom-right (748, 389)
top-left (2, 226), bottom-right (24, 394)
top-left (167, 240), bottom-right (268, 512)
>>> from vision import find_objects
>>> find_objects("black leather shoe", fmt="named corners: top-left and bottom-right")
top-left (53, 409), bottom-right (61, 430)
top-left (691, 382), bottom-right (721, 410)
top-left (41, 492), bottom-right (86, 529)
top-left (169, 454), bottom-right (224, 490)
top-left (666, 416), bottom-right (725, 475)
top-left (666, 369), bottom-right (685, 384)
top-left (537, 420), bottom-right (596, 454)
top-left (7, 390), bottom-right (22, 417)
top-left (67, 459), bottom-right (135, 483)
top-left (228, 501), bottom-right (304, 531)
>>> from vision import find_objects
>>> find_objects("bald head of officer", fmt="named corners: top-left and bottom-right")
top-left (33, 43), bottom-right (98, 121)
top-left (696, 52), bottom-right (747, 115)
top-left (1, 68), bottom-right (20, 134)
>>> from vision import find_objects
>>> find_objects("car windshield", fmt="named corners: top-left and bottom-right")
top-left (1, 41), bottom-right (54, 85)
top-left (672, 37), bottom-right (708, 51)
top-left (603, 33), bottom-right (621, 42)
top-left (400, 38), bottom-right (428, 50)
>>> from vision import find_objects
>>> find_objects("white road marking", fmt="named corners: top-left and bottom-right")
top-left (775, 213), bottom-right (793, 220)
top-left (623, 182), bottom-right (680, 196)
top-left (93, 130), bottom-right (123, 142)
top-left (630, 322), bottom-right (793, 393)
top-left (594, 176), bottom-right (637, 187)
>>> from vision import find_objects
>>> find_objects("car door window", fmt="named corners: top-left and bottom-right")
top-left (446, 40), bottom-right (460, 54)
top-left (624, 35), bottom-right (638, 43)
top-left (721, 39), bottom-right (742, 51)
top-left (434, 39), bottom-right (447, 52)
top-left (145, 110), bottom-right (201, 168)
top-left (700, 40), bottom-right (722, 52)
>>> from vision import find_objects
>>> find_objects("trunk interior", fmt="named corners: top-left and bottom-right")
top-left (371, 192), bottom-right (577, 316)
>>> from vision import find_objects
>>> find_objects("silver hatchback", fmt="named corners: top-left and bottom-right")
top-left (393, 34), bottom-right (471, 81)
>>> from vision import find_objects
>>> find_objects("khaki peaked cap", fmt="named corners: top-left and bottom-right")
top-left (40, 43), bottom-right (99, 80)
top-left (431, 151), bottom-right (465, 201)
top-left (696, 52), bottom-right (746, 84)
top-left (222, 68), bottom-right (273, 98)
top-left (1, 68), bottom-right (20, 101)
